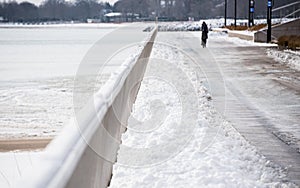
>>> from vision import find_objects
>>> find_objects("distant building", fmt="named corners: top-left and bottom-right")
top-left (100, 9), bottom-right (112, 21)
top-left (104, 12), bottom-right (140, 23)
top-left (104, 12), bottom-right (123, 23)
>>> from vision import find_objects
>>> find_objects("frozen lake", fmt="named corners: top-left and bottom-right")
top-left (0, 25), bottom-right (121, 138)
top-left (0, 23), bottom-right (151, 139)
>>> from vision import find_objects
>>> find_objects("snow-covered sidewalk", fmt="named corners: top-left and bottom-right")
top-left (109, 39), bottom-right (295, 187)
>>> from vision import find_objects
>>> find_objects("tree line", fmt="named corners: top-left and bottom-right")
top-left (0, 0), bottom-right (112, 22)
top-left (0, 0), bottom-right (297, 22)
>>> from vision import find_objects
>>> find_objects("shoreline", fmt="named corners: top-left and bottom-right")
top-left (0, 138), bottom-right (52, 152)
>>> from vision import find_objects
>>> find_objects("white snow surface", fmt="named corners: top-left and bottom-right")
top-left (0, 151), bottom-right (43, 188)
top-left (201, 31), bottom-right (277, 47)
top-left (109, 42), bottom-right (295, 187)
top-left (266, 49), bottom-right (300, 71)
top-left (0, 23), bottom-right (298, 187)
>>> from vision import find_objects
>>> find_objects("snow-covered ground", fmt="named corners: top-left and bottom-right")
top-left (210, 23), bottom-right (300, 72)
top-left (202, 18), bottom-right (296, 28)
top-left (109, 41), bottom-right (295, 187)
top-left (206, 31), bottom-right (277, 47)
top-left (0, 151), bottom-right (43, 188)
top-left (207, 21), bottom-right (300, 72)
top-left (266, 49), bottom-right (300, 71)
top-left (0, 22), bottom-right (298, 187)
top-left (155, 18), bottom-right (296, 32)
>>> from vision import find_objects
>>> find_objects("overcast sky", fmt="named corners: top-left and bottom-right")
top-left (12, 0), bottom-right (119, 6)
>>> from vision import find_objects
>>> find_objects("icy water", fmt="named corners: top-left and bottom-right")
top-left (0, 26), bottom-right (116, 138)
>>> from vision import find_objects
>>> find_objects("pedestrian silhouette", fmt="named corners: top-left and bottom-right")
top-left (201, 22), bottom-right (208, 48)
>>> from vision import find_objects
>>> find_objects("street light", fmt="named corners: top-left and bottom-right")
top-left (234, 0), bottom-right (237, 27)
top-left (267, 0), bottom-right (274, 43)
top-left (225, 0), bottom-right (227, 26)
top-left (249, 0), bottom-right (255, 27)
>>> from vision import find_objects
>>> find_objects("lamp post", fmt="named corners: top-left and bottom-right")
top-left (267, 0), bottom-right (273, 43)
top-left (249, 0), bottom-right (255, 27)
top-left (225, 0), bottom-right (227, 26)
top-left (234, 0), bottom-right (237, 27)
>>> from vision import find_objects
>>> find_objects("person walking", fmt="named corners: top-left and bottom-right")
top-left (201, 21), bottom-right (208, 48)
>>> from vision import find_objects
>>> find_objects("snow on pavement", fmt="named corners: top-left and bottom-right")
top-left (206, 31), bottom-right (277, 47)
top-left (203, 30), bottom-right (300, 73)
top-left (267, 49), bottom-right (300, 71)
top-left (109, 41), bottom-right (296, 187)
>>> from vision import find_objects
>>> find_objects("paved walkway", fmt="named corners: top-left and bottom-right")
top-left (156, 32), bottom-right (300, 185)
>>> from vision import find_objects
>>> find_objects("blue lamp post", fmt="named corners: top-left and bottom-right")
top-left (267, 0), bottom-right (273, 42)
top-left (249, 0), bottom-right (255, 27)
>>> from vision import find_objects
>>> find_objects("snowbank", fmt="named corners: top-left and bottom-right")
top-left (200, 31), bottom-right (277, 47)
top-left (267, 49), bottom-right (300, 71)
top-left (157, 22), bottom-right (201, 31)
top-left (152, 18), bottom-right (296, 32)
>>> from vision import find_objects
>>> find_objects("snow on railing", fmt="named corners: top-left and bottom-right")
top-left (18, 27), bottom-right (157, 188)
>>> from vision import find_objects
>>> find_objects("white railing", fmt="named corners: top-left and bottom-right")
top-left (272, 1), bottom-right (300, 18)
top-left (272, 1), bottom-right (300, 12)
top-left (18, 27), bottom-right (157, 188)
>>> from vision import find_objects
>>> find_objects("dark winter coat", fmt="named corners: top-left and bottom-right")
top-left (201, 22), bottom-right (208, 40)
